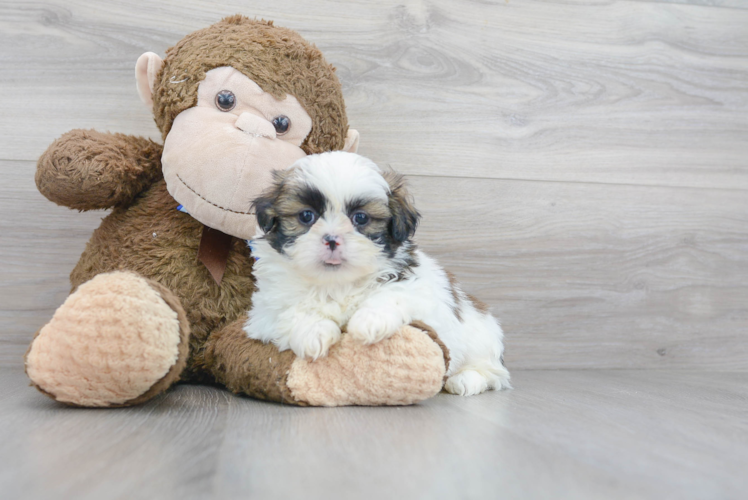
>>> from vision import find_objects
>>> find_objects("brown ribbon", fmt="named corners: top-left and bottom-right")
top-left (197, 226), bottom-right (234, 285)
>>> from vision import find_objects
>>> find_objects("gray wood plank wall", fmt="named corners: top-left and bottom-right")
top-left (1, 0), bottom-right (746, 370)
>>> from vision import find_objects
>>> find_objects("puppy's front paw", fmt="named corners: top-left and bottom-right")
top-left (289, 319), bottom-right (342, 360)
top-left (347, 307), bottom-right (405, 345)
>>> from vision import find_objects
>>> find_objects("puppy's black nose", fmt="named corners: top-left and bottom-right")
top-left (324, 235), bottom-right (339, 251)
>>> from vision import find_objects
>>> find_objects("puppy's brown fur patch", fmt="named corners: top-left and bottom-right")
top-left (253, 170), bottom-right (327, 252)
top-left (382, 171), bottom-right (420, 243)
top-left (346, 198), bottom-right (391, 239)
top-left (445, 271), bottom-right (464, 322)
top-left (466, 293), bottom-right (490, 315)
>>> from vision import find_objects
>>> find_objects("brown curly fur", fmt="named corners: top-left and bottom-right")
top-left (36, 130), bottom-right (163, 211)
top-left (205, 313), bottom-right (303, 404)
top-left (153, 15), bottom-right (349, 153)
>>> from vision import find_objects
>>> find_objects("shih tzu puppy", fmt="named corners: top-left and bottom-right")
top-left (244, 152), bottom-right (510, 396)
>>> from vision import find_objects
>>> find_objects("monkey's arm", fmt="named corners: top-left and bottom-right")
top-left (36, 129), bottom-right (163, 210)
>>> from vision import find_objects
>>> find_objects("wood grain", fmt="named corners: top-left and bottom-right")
top-left (408, 174), bottom-right (748, 370)
top-left (0, 160), bottom-right (104, 366)
top-left (1, 367), bottom-right (746, 500)
top-left (0, 0), bottom-right (746, 189)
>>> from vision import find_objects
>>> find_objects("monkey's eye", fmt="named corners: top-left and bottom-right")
top-left (298, 209), bottom-right (317, 226)
top-left (215, 90), bottom-right (236, 111)
top-left (272, 115), bottom-right (291, 135)
top-left (351, 212), bottom-right (370, 226)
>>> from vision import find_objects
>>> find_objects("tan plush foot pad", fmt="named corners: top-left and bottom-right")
top-left (287, 324), bottom-right (448, 406)
top-left (25, 271), bottom-right (189, 407)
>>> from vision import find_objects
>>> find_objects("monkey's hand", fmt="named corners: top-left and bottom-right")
top-left (36, 129), bottom-right (163, 210)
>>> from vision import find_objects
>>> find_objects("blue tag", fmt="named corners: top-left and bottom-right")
top-left (176, 204), bottom-right (189, 214)
top-left (247, 240), bottom-right (259, 261)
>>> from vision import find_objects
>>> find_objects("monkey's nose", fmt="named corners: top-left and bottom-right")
top-left (323, 235), bottom-right (342, 252)
top-left (235, 112), bottom-right (276, 139)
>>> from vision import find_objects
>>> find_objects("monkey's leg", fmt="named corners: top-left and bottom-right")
top-left (205, 316), bottom-right (449, 406)
top-left (25, 271), bottom-right (190, 407)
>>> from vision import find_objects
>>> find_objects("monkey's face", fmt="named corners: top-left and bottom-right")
top-left (160, 67), bottom-right (313, 239)
top-left (134, 17), bottom-right (359, 239)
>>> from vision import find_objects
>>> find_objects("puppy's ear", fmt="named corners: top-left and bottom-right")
top-left (383, 171), bottom-right (420, 243)
top-left (252, 172), bottom-right (286, 234)
top-left (253, 197), bottom-right (277, 234)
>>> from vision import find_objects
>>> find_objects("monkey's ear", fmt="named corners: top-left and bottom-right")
top-left (135, 52), bottom-right (164, 108)
top-left (343, 129), bottom-right (360, 153)
top-left (252, 198), bottom-right (278, 234)
top-left (384, 172), bottom-right (420, 243)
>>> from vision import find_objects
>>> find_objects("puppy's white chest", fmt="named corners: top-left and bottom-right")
top-left (303, 290), bottom-right (368, 327)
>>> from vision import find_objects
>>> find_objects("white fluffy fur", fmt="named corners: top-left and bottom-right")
top-left (244, 152), bottom-right (510, 396)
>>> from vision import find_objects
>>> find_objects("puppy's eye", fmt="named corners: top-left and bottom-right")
top-left (272, 115), bottom-right (290, 135)
top-left (215, 90), bottom-right (236, 111)
top-left (298, 209), bottom-right (317, 225)
top-left (351, 212), bottom-right (370, 226)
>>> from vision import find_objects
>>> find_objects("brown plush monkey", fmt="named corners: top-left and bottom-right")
top-left (25, 15), bottom-right (449, 407)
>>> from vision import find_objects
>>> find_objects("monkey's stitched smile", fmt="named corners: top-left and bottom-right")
top-left (175, 173), bottom-right (254, 216)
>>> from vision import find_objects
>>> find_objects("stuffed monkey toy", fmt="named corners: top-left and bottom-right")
top-left (24, 15), bottom-right (449, 407)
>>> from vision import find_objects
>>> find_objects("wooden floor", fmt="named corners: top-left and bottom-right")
top-left (1, 1), bottom-right (747, 499)
top-left (1, 366), bottom-right (746, 500)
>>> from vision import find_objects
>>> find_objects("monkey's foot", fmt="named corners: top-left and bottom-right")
top-left (287, 322), bottom-right (448, 406)
top-left (207, 319), bottom-right (449, 406)
top-left (25, 271), bottom-right (189, 407)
